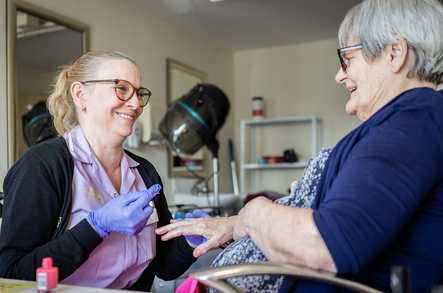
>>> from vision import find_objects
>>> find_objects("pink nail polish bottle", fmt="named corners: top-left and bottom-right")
top-left (36, 257), bottom-right (58, 292)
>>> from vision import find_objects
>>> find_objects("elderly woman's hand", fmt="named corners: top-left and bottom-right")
top-left (156, 216), bottom-right (238, 257)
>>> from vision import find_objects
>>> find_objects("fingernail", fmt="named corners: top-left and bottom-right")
top-left (150, 184), bottom-right (162, 193)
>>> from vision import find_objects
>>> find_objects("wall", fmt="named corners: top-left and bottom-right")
top-left (233, 39), bottom-right (359, 193)
top-left (20, 0), bottom-right (234, 201)
top-left (16, 27), bottom-right (84, 158)
top-left (0, 0), bottom-right (8, 185)
top-left (13, 2), bottom-right (438, 198)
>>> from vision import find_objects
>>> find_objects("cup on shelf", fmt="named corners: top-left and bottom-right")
top-left (251, 96), bottom-right (264, 119)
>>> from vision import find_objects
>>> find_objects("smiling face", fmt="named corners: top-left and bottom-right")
top-left (335, 42), bottom-right (393, 121)
top-left (78, 59), bottom-right (143, 144)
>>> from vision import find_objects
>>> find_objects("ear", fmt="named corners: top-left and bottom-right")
top-left (70, 81), bottom-right (87, 111)
top-left (387, 37), bottom-right (409, 74)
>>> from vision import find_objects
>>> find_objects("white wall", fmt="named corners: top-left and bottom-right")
top-left (0, 0), bottom-right (8, 186)
top-left (233, 39), bottom-right (360, 193)
top-left (20, 0), bottom-right (235, 200)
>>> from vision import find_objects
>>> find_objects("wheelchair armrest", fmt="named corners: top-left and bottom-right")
top-left (190, 262), bottom-right (382, 293)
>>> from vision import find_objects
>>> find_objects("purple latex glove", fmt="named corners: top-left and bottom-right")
top-left (184, 209), bottom-right (209, 247)
top-left (88, 184), bottom-right (161, 237)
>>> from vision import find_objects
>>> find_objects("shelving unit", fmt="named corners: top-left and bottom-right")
top-left (240, 116), bottom-right (321, 194)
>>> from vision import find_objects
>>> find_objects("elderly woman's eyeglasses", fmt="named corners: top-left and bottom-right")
top-left (337, 44), bottom-right (363, 72)
top-left (80, 79), bottom-right (152, 107)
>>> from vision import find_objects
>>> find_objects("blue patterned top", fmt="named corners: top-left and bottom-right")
top-left (210, 148), bottom-right (332, 292)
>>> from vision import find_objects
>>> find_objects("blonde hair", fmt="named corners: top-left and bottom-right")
top-left (47, 51), bottom-right (138, 135)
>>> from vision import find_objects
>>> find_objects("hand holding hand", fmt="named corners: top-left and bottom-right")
top-left (156, 215), bottom-right (236, 257)
top-left (184, 209), bottom-right (210, 247)
top-left (88, 184), bottom-right (161, 237)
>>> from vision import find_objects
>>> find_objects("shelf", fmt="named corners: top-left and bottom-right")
top-left (242, 116), bottom-right (318, 127)
top-left (172, 166), bottom-right (203, 172)
top-left (243, 162), bottom-right (308, 170)
top-left (240, 115), bottom-right (321, 193)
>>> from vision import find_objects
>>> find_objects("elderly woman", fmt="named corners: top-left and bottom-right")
top-left (156, 0), bottom-right (443, 291)
top-left (0, 51), bottom-right (196, 290)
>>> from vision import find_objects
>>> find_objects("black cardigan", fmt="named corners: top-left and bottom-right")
top-left (0, 137), bottom-right (195, 290)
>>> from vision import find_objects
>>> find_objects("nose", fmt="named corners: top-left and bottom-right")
top-left (335, 67), bottom-right (347, 84)
top-left (126, 90), bottom-right (141, 108)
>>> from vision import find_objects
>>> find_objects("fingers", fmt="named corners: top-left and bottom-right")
top-left (157, 218), bottom-right (206, 233)
top-left (121, 190), bottom-right (146, 205)
top-left (140, 184), bottom-right (162, 204)
top-left (185, 209), bottom-right (209, 220)
top-left (141, 185), bottom-right (161, 208)
top-left (142, 205), bottom-right (153, 215)
top-left (157, 226), bottom-right (195, 241)
top-left (126, 185), bottom-right (161, 209)
top-left (156, 220), bottom-right (205, 241)
top-left (123, 184), bottom-right (161, 203)
top-left (193, 237), bottom-right (220, 258)
top-left (192, 209), bottom-right (209, 218)
top-left (156, 220), bottom-right (192, 234)
top-left (146, 184), bottom-right (162, 198)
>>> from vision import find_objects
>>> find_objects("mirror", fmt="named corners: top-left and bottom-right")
top-left (166, 58), bottom-right (207, 177)
top-left (10, 2), bottom-right (88, 160)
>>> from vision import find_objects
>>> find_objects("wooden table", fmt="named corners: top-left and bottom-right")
top-left (0, 278), bottom-right (147, 293)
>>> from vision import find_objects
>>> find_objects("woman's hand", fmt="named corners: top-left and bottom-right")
top-left (88, 184), bottom-right (161, 237)
top-left (156, 216), bottom-right (237, 257)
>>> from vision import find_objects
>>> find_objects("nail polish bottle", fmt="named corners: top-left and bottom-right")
top-left (36, 257), bottom-right (58, 292)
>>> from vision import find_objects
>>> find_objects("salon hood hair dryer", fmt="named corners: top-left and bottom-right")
top-left (22, 101), bottom-right (57, 147)
top-left (159, 83), bottom-right (230, 214)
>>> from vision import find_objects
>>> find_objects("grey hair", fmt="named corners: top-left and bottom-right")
top-left (47, 51), bottom-right (138, 135)
top-left (338, 0), bottom-right (443, 84)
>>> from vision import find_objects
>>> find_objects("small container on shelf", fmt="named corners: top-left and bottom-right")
top-left (251, 96), bottom-right (264, 119)
top-left (263, 155), bottom-right (283, 164)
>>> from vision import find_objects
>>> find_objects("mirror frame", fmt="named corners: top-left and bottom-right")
top-left (7, 0), bottom-right (89, 163)
top-left (165, 58), bottom-right (208, 178)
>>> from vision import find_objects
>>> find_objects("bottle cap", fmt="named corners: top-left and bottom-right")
top-left (42, 257), bottom-right (53, 269)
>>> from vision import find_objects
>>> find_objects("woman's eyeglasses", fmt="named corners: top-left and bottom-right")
top-left (80, 79), bottom-right (152, 107)
top-left (337, 44), bottom-right (363, 73)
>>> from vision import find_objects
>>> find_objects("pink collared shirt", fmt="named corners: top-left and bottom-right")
top-left (61, 126), bottom-right (156, 289)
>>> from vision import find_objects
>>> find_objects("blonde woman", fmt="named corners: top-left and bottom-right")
top-left (0, 51), bottom-right (195, 290)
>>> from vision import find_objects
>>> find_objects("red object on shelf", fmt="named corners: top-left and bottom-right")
top-left (252, 96), bottom-right (264, 119)
top-left (263, 155), bottom-right (283, 164)
top-left (36, 257), bottom-right (58, 291)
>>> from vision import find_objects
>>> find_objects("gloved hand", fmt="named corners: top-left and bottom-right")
top-left (184, 209), bottom-right (209, 247)
top-left (88, 184), bottom-right (161, 237)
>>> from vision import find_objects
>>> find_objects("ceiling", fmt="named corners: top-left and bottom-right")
top-left (137, 0), bottom-right (362, 50)
top-left (16, 0), bottom-right (363, 71)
